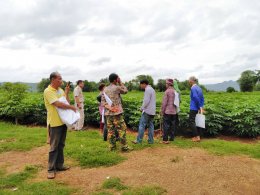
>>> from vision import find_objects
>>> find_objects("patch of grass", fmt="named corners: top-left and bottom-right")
top-left (18, 181), bottom-right (75, 195)
top-left (199, 139), bottom-right (260, 159)
top-left (94, 178), bottom-right (166, 195)
top-left (170, 137), bottom-right (260, 159)
top-left (1, 121), bottom-right (259, 171)
top-left (0, 165), bottom-right (75, 195)
top-left (102, 177), bottom-right (128, 191)
top-left (123, 185), bottom-right (167, 195)
top-left (0, 165), bottom-right (39, 189)
top-left (65, 131), bottom-right (127, 168)
top-left (0, 122), bottom-right (46, 153)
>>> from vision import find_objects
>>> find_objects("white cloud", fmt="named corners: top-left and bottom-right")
top-left (0, 0), bottom-right (260, 84)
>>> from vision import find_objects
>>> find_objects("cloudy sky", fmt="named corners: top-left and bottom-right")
top-left (0, 0), bottom-right (260, 84)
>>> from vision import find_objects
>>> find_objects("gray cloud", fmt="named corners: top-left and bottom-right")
top-left (90, 57), bottom-right (111, 66)
top-left (1, 0), bottom-right (260, 84)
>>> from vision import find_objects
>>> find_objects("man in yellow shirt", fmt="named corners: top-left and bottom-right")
top-left (44, 72), bottom-right (76, 179)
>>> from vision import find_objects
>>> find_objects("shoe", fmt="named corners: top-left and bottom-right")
top-left (110, 147), bottom-right (117, 151)
top-left (47, 172), bottom-right (55, 179)
top-left (192, 137), bottom-right (200, 142)
top-left (160, 141), bottom-right (169, 144)
top-left (121, 146), bottom-right (133, 152)
top-left (56, 166), bottom-right (70, 172)
top-left (131, 140), bottom-right (138, 144)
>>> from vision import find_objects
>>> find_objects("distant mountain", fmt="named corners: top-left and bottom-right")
top-left (25, 83), bottom-right (38, 92)
top-left (0, 82), bottom-right (38, 92)
top-left (205, 80), bottom-right (240, 92)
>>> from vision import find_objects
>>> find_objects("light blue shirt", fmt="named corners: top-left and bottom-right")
top-left (141, 85), bottom-right (156, 115)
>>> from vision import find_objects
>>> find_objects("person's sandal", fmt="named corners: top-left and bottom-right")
top-left (121, 146), bottom-right (133, 152)
top-left (131, 140), bottom-right (138, 144)
top-left (56, 166), bottom-right (70, 172)
top-left (160, 141), bottom-right (169, 144)
top-left (47, 172), bottom-right (55, 179)
top-left (192, 137), bottom-right (200, 142)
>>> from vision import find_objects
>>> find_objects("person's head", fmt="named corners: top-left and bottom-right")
top-left (188, 76), bottom-right (198, 86)
top-left (77, 80), bottom-right (84, 88)
top-left (140, 79), bottom-right (149, 90)
top-left (50, 72), bottom-right (62, 88)
top-left (99, 83), bottom-right (106, 91)
top-left (109, 73), bottom-right (119, 84)
top-left (166, 79), bottom-right (173, 88)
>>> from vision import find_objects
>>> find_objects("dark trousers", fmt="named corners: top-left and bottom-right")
top-left (189, 110), bottom-right (202, 137)
top-left (48, 124), bottom-right (67, 173)
top-left (163, 114), bottom-right (176, 141)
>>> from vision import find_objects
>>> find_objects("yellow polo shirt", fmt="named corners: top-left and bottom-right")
top-left (44, 85), bottom-right (65, 127)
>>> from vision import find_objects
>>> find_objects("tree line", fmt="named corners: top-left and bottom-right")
top-left (37, 74), bottom-right (208, 93)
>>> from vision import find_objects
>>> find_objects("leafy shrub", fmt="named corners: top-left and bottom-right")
top-left (0, 91), bottom-right (259, 137)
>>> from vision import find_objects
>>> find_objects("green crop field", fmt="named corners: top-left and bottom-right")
top-left (0, 91), bottom-right (259, 137)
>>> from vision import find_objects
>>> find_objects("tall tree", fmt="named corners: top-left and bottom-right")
top-left (178, 80), bottom-right (190, 91)
top-left (37, 78), bottom-right (50, 92)
top-left (156, 79), bottom-right (166, 92)
top-left (136, 75), bottom-right (154, 88)
top-left (83, 80), bottom-right (98, 92)
top-left (99, 78), bottom-right (110, 86)
top-left (238, 70), bottom-right (256, 92)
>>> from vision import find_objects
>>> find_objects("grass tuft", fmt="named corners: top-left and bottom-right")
top-left (102, 177), bottom-right (128, 191)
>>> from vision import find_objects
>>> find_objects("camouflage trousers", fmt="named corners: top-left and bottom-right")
top-left (106, 114), bottom-right (128, 151)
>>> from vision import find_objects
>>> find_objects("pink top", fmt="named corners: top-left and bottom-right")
top-left (161, 87), bottom-right (177, 115)
top-left (98, 92), bottom-right (104, 115)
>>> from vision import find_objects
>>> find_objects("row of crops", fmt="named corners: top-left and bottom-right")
top-left (0, 91), bottom-right (259, 137)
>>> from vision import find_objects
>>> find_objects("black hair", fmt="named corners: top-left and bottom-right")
top-left (77, 80), bottom-right (83, 85)
top-left (99, 83), bottom-right (106, 91)
top-left (140, 79), bottom-right (149, 85)
top-left (49, 72), bottom-right (60, 81)
top-left (109, 73), bottom-right (118, 83)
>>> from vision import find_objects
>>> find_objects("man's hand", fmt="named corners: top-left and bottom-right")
top-left (199, 108), bottom-right (205, 114)
top-left (77, 103), bottom-right (82, 109)
top-left (71, 106), bottom-right (77, 113)
top-left (110, 106), bottom-right (120, 113)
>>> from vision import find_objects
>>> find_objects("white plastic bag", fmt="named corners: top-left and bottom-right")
top-left (56, 96), bottom-right (80, 126)
top-left (195, 113), bottom-right (205, 128)
top-left (104, 92), bottom-right (113, 106)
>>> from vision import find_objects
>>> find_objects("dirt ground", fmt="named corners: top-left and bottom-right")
top-left (0, 144), bottom-right (260, 195)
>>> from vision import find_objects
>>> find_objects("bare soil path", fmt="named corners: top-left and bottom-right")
top-left (0, 145), bottom-right (259, 195)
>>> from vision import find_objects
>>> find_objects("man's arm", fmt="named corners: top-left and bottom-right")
top-left (118, 82), bottom-right (128, 94)
top-left (52, 101), bottom-right (77, 112)
top-left (161, 91), bottom-right (168, 114)
top-left (74, 96), bottom-right (82, 109)
top-left (199, 91), bottom-right (205, 113)
top-left (101, 93), bottom-right (118, 113)
top-left (192, 88), bottom-right (202, 110)
top-left (65, 85), bottom-right (70, 103)
top-left (141, 89), bottom-right (151, 110)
